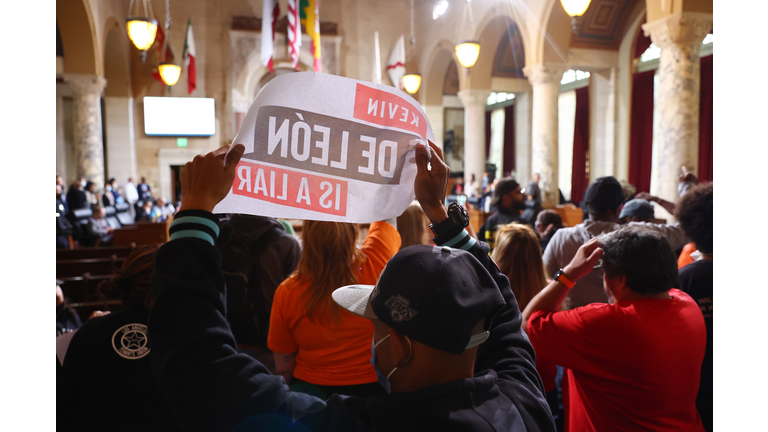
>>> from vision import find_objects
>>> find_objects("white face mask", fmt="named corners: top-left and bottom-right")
top-left (370, 332), bottom-right (412, 394)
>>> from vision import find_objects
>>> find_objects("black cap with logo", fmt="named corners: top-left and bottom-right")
top-left (332, 245), bottom-right (505, 355)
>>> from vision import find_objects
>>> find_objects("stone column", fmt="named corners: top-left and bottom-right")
top-left (56, 94), bottom-right (68, 182)
top-left (523, 63), bottom-right (567, 208)
top-left (643, 12), bottom-right (712, 202)
top-left (514, 92), bottom-right (533, 183)
top-left (457, 89), bottom-right (491, 184)
top-left (64, 74), bottom-right (107, 189)
top-left (590, 68), bottom-right (619, 181)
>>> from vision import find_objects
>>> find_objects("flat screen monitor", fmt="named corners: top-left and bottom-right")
top-left (143, 97), bottom-right (216, 136)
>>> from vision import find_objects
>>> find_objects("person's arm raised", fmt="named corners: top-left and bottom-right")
top-left (635, 191), bottom-right (677, 216)
top-left (149, 144), bottom-right (311, 431)
top-left (521, 238), bottom-right (603, 332)
top-left (414, 142), bottom-right (556, 432)
top-left (413, 142), bottom-right (449, 225)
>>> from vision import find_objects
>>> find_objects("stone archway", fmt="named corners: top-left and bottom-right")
top-left (103, 18), bottom-right (137, 190)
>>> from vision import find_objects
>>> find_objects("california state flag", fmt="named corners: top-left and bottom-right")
top-left (386, 34), bottom-right (406, 90)
top-left (183, 18), bottom-right (196, 95)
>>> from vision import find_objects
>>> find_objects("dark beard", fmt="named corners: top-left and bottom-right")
top-left (511, 201), bottom-right (526, 212)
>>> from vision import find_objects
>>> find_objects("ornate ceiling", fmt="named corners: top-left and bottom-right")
top-left (570, 0), bottom-right (641, 50)
top-left (492, 21), bottom-right (526, 79)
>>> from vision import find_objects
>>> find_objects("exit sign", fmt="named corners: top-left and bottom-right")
top-left (177, 138), bottom-right (188, 147)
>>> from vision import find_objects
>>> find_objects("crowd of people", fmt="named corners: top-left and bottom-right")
top-left (56, 175), bottom-right (178, 249)
top-left (57, 141), bottom-right (713, 432)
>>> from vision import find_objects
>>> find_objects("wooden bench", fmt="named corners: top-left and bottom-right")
top-left (56, 243), bottom-right (137, 261)
top-left (552, 204), bottom-right (584, 227)
top-left (113, 220), bottom-right (171, 247)
top-left (56, 256), bottom-right (125, 279)
top-left (57, 274), bottom-right (115, 304)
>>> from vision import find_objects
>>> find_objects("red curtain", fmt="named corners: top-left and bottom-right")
top-left (628, 70), bottom-right (655, 193)
top-left (571, 86), bottom-right (590, 204)
top-left (504, 104), bottom-right (516, 177)
top-left (634, 24), bottom-right (652, 59)
top-left (699, 55), bottom-right (713, 182)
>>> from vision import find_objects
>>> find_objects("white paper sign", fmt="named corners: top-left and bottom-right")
top-left (213, 72), bottom-right (434, 223)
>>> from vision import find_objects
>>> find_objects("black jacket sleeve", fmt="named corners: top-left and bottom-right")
top-left (437, 231), bottom-right (556, 432)
top-left (149, 235), bottom-right (295, 432)
top-left (149, 210), bottom-right (371, 432)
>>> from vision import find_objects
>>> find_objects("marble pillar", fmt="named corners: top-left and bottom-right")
top-left (643, 12), bottom-right (712, 202)
top-left (457, 89), bottom-right (491, 184)
top-left (514, 92), bottom-right (533, 183)
top-left (524, 64), bottom-right (568, 208)
top-left (56, 94), bottom-right (68, 182)
top-left (590, 68), bottom-right (619, 181)
top-left (64, 74), bottom-right (107, 190)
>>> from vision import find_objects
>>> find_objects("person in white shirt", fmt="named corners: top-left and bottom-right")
top-left (155, 197), bottom-right (176, 222)
top-left (542, 176), bottom-right (688, 310)
top-left (464, 173), bottom-right (480, 199)
top-left (124, 177), bottom-right (140, 217)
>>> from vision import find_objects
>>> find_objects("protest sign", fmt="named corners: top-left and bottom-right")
top-left (213, 72), bottom-right (435, 223)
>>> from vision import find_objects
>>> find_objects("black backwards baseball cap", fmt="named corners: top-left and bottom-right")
top-left (489, 178), bottom-right (520, 209)
top-left (332, 245), bottom-right (505, 355)
top-left (584, 176), bottom-right (625, 213)
top-left (619, 199), bottom-right (655, 220)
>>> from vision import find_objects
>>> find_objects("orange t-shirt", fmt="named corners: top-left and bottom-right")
top-left (678, 242), bottom-right (697, 269)
top-left (267, 221), bottom-right (401, 386)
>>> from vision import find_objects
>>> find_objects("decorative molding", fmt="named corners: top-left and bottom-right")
top-left (64, 74), bottom-right (107, 96)
top-left (642, 12), bottom-right (713, 49)
top-left (231, 15), bottom-right (338, 35)
top-left (443, 61), bottom-right (459, 95)
top-left (492, 21), bottom-right (526, 78)
top-left (570, 0), bottom-right (639, 50)
top-left (523, 63), bottom-right (568, 86)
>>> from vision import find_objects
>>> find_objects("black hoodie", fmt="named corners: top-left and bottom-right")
top-left (148, 210), bottom-right (555, 432)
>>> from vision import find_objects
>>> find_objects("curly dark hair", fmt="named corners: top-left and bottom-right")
top-left (675, 182), bottom-right (713, 254)
top-left (599, 227), bottom-right (678, 295)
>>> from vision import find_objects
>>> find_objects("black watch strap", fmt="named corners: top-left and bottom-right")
top-left (430, 203), bottom-right (469, 242)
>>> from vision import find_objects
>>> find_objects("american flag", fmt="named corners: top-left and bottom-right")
top-left (287, 0), bottom-right (302, 70)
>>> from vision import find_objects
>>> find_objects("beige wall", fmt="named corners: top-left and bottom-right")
top-left (56, 0), bottom-right (712, 198)
top-left (57, 0), bottom-right (416, 193)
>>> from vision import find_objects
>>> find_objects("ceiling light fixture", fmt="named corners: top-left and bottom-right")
top-left (126, 0), bottom-right (158, 62)
top-left (560, 0), bottom-right (592, 34)
top-left (158, 0), bottom-right (180, 88)
top-left (402, 74), bottom-right (422, 94)
top-left (455, 0), bottom-right (480, 73)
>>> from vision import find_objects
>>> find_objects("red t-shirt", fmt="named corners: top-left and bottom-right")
top-left (527, 289), bottom-right (706, 431)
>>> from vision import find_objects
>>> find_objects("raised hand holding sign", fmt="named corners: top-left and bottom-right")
top-left (214, 72), bottom-right (435, 223)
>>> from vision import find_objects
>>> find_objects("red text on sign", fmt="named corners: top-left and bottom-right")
top-left (233, 160), bottom-right (348, 217)
top-left (353, 83), bottom-right (427, 140)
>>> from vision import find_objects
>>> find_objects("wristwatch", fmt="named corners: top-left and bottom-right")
top-left (430, 202), bottom-right (469, 241)
top-left (553, 269), bottom-right (575, 289)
